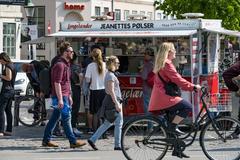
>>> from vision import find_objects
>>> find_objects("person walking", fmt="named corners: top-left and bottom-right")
top-left (0, 52), bottom-right (16, 136)
top-left (42, 41), bottom-right (86, 148)
top-left (141, 48), bottom-right (154, 115)
top-left (70, 52), bottom-right (83, 137)
top-left (149, 42), bottom-right (201, 158)
top-left (88, 56), bottom-right (123, 150)
top-left (85, 48), bottom-right (106, 131)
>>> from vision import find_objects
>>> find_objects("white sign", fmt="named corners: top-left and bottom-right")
top-left (61, 19), bottom-right (200, 32)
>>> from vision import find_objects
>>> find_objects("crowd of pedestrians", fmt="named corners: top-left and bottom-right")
top-left (0, 40), bottom-right (239, 157)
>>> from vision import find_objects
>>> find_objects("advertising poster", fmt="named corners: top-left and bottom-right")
top-left (21, 24), bottom-right (38, 43)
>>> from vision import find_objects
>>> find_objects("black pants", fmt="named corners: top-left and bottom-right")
top-left (71, 85), bottom-right (81, 128)
top-left (0, 89), bottom-right (14, 133)
top-left (167, 99), bottom-right (192, 118)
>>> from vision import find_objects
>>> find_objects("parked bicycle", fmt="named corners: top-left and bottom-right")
top-left (14, 93), bottom-right (46, 127)
top-left (121, 87), bottom-right (240, 160)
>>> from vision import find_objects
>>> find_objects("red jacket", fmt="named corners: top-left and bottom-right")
top-left (149, 59), bottom-right (194, 112)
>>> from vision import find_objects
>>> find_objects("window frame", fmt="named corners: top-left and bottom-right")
top-left (3, 23), bottom-right (16, 59)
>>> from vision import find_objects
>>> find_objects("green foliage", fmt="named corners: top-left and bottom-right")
top-left (154, 0), bottom-right (240, 31)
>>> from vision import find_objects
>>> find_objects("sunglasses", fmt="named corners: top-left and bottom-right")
top-left (66, 50), bottom-right (74, 53)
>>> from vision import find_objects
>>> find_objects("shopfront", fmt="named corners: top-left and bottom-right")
top-left (50, 18), bottom-right (240, 119)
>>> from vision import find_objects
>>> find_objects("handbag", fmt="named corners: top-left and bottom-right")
top-left (102, 95), bottom-right (119, 123)
top-left (158, 73), bottom-right (181, 97)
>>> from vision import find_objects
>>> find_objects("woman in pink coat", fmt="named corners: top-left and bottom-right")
top-left (149, 42), bottom-right (201, 158)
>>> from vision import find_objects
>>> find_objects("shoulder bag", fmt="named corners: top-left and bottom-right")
top-left (158, 72), bottom-right (181, 97)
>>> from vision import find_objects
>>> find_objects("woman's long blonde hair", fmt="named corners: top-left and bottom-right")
top-left (153, 42), bottom-right (174, 73)
top-left (92, 48), bottom-right (104, 75)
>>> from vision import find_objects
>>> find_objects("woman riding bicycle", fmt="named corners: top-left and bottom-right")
top-left (148, 42), bottom-right (201, 158)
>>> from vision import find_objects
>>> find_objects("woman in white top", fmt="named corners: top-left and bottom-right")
top-left (85, 48), bottom-right (106, 130)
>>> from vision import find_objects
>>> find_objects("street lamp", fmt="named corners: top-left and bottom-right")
top-left (24, 0), bottom-right (35, 59)
top-left (24, 0), bottom-right (35, 25)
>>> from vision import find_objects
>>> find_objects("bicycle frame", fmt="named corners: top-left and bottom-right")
top-left (143, 87), bottom-right (227, 148)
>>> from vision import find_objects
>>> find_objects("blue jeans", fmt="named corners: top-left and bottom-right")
top-left (143, 93), bottom-right (150, 114)
top-left (42, 96), bottom-right (77, 144)
top-left (89, 112), bottom-right (123, 148)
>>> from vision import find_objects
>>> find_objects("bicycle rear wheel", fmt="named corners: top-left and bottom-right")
top-left (16, 95), bottom-right (44, 127)
top-left (121, 116), bottom-right (168, 160)
top-left (200, 116), bottom-right (240, 160)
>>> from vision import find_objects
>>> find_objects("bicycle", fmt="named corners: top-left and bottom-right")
top-left (14, 94), bottom-right (47, 127)
top-left (121, 87), bottom-right (240, 160)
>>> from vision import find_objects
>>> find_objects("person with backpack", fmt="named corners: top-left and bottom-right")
top-left (22, 60), bottom-right (49, 125)
top-left (42, 41), bottom-right (86, 148)
top-left (141, 48), bottom-right (155, 115)
top-left (0, 52), bottom-right (16, 136)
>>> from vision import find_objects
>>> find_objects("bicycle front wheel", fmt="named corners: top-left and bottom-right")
top-left (16, 95), bottom-right (44, 127)
top-left (200, 116), bottom-right (240, 160)
top-left (121, 116), bottom-right (168, 160)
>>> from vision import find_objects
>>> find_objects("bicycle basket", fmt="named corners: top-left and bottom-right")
top-left (206, 93), bottom-right (232, 112)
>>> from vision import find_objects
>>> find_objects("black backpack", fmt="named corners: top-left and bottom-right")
top-left (39, 56), bottom-right (61, 96)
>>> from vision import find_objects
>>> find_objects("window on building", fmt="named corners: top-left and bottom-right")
top-left (157, 13), bottom-right (162, 20)
top-left (32, 6), bottom-right (45, 37)
top-left (3, 23), bottom-right (16, 59)
top-left (132, 10), bottom-right (137, 15)
top-left (147, 12), bottom-right (152, 20)
top-left (95, 6), bottom-right (101, 16)
top-left (115, 9), bottom-right (121, 20)
top-left (140, 11), bottom-right (145, 15)
top-left (104, 7), bottom-right (109, 15)
top-left (124, 10), bottom-right (129, 20)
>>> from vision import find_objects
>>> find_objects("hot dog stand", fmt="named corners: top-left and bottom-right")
top-left (50, 17), bottom-right (240, 119)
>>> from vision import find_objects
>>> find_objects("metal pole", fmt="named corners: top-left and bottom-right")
top-left (111, 0), bottom-right (114, 12)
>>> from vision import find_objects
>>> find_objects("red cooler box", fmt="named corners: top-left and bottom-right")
top-left (118, 75), bottom-right (144, 117)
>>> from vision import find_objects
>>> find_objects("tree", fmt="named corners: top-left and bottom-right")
top-left (154, 0), bottom-right (240, 31)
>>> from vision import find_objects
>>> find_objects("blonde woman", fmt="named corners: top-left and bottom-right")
top-left (0, 52), bottom-right (16, 136)
top-left (88, 56), bottom-right (123, 151)
top-left (149, 42), bottom-right (201, 158)
top-left (85, 48), bottom-right (106, 131)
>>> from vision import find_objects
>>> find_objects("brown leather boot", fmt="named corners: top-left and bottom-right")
top-left (70, 140), bottom-right (86, 148)
top-left (42, 141), bottom-right (59, 147)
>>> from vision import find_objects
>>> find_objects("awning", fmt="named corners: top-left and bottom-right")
top-left (203, 28), bottom-right (240, 37)
top-left (22, 36), bottom-right (55, 44)
top-left (49, 30), bottom-right (197, 37)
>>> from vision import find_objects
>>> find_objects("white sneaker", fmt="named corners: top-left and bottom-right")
top-left (73, 128), bottom-right (83, 137)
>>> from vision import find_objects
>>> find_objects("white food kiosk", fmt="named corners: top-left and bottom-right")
top-left (50, 17), bottom-right (240, 119)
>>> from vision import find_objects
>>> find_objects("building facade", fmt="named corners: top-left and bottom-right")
top-left (0, 4), bottom-right (23, 60)
top-left (19, 0), bottom-right (168, 60)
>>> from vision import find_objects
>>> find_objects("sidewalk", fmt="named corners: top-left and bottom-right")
top-left (0, 125), bottom-right (118, 151)
top-left (0, 125), bottom-right (129, 160)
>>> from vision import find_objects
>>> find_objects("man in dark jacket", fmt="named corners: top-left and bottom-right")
top-left (22, 60), bottom-right (48, 124)
top-left (222, 61), bottom-right (240, 137)
top-left (22, 60), bottom-right (46, 96)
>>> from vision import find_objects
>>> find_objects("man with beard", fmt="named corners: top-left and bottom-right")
top-left (42, 41), bottom-right (86, 148)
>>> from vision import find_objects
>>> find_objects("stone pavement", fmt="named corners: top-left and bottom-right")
top-left (0, 125), bottom-right (118, 151)
top-left (0, 125), bottom-right (130, 160)
top-left (0, 125), bottom-right (216, 160)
